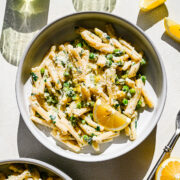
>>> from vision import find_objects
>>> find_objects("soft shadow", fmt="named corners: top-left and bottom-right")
top-left (72, 0), bottom-right (116, 12)
top-left (18, 116), bottom-right (156, 180)
top-left (136, 4), bottom-right (168, 31)
top-left (161, 32), bottom-right (180, 52)
top-left (0, 0), bottom-right (50, 66)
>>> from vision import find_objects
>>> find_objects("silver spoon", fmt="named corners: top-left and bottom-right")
top-left (147, 110), bottom-right (180, 180)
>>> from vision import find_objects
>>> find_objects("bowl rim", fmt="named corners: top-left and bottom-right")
top-left (15, 11), bottom-right (167, 162)
top-left (0, 157), bottom-right (71, 179)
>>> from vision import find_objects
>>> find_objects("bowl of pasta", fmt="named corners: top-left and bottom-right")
top-left (0, 158), bottom-right (71, 179)
top-left (16, 12), bottom-right (167, 162)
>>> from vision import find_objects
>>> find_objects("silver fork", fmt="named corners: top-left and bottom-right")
top-left (147, 110), bottom-right (180, 180)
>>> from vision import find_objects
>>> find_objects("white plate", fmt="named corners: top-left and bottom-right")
top-left (16, 12), bottom-right (167, 162)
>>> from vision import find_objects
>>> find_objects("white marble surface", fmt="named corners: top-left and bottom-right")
top-left (0, 0), bottom-right (180, 179)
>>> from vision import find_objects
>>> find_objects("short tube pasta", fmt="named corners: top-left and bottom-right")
top-left (29, 24), bottom-right (154, 152)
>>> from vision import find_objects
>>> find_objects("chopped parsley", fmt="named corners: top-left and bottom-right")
top-left (61, 60), bottom-right (66, 67)
top-left (63, 81), bottom-right (71, 88)
top-left (45, 93), bottom-right (58, 105)
top-left (64, 71), bottom-right (70, 77)
top-left (85, 101), bottom-right (95, 108)
top-left (105, 34), bottom-right (111, 40)
top-left (66, 89), bottom-right (75, 97)
top-left (83, 135), bottom-right (93, 145)
top-left (95, 126), bottom-right (100, 131)
top-left (116, 60), bottom-right (124, 67)
top-left (115, 77), bottom-right (125, 85)
top-left (135, 120), bottom-right (137, 129)
top-left (49, 115), bottom-right (56, 121)
top-left (113, 49), bottom-right (125, 56)
top-left (31, 72), bottom-right (38, 81)
top-left (114, 102), bottom-right (120, 109)
top-left (106, 60), bottom-right (113, 67)
top-left (70, 116), bottom-right (77, 126)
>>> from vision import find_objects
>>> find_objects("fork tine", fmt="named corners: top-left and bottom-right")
top-left (176, 110), bottom-right (180, 129)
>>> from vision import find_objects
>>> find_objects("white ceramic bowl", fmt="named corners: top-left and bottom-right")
top-left (16, 12), bottom-right (167, 162)
top-left (0, 158), bottom-right (71, 179)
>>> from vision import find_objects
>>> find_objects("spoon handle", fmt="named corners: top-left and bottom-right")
top-left (147, 132), bottom-right (180, 180)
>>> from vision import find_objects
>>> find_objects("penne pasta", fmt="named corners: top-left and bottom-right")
top-left (29, 24), bottom-right (154, 152)
top-left (124, 87), bottom-right (141, 117)
top-left (136, 79), bottom-right (154, 108)
top-left (2, 163), bottom-right (62, 180)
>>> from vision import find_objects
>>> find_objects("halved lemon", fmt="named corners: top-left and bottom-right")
top-left (93, 99), bottom-right (131, 131)
top-left (140, 0), bottom-right (166, 12)
top-left (164, 18), bottom-right (180, 43)
top-left (155, 157), bottom-right (180, 180)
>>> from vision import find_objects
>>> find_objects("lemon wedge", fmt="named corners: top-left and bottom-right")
top-left (140, 0), bottom-right (166, 12)
top-left (93, 99), bottom-right (131, 131)
top-left (164, 18), bottom-right (180, 43)
top-left (155, 157), bottom-right (180, 180)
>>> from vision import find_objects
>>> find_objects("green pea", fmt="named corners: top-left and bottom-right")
top-left (141, 75), bottom-right (146, 83)
top-left (63, 82), bottom-right (70, 88)
top-left (82, 120), bottom-right (86, 124)
top-left (77, 102), bottom-right (82, 109)
top-left (83, 135), bottom-right (89, 141)
top-left (72, 95), bottom-right (77, 100)
top-left (122, 98), bottom-right (128, 106)
top-left (64, 71), bottom-right (70, 77)
top-left (113, 49), bottom-right (124, 56)
top-left (122, 85), bottom-right (129, 92)
top-left (89, 113), bottom-right (93, 119)
top-left (40, 68), bottom-right (45, 75)
top-left (89, 53), bottom-right (95, 59)
top-left (129, 88), bottom-right (136, 94)
top-left (136, 100), bottom-right (142, 109)
top-left (140, 59), bottom-right (146, 65)
top-left (114, 49), bottom-right (120, 53)
top-left (107, 54), bottom-right (113, 60)
top-left (77, 42), bottom-right (82, 47)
